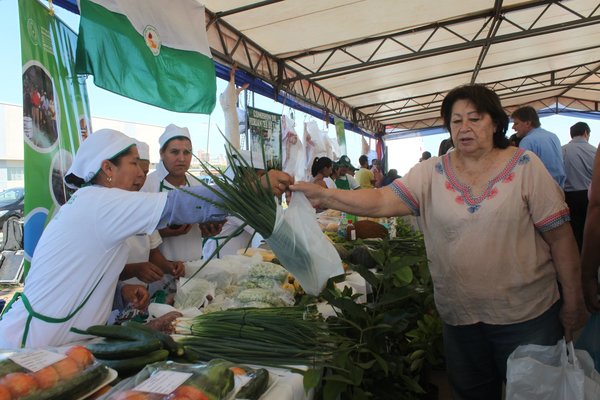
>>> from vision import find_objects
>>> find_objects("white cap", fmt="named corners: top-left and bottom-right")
top-left (64, 129), bottom-right (135, 189)
top-left (159, 123), bottom-right (191, 149)
top-left (135, 140), bottom-right (150, 161)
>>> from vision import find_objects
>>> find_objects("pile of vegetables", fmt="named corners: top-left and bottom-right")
top-left (174, 306), bottom-right (337, 369)
top-left (83, 321), bottom-right (184, 377)
top-left (104, 359), bottom-right (269, 400)
top-left (318, 218), bottom-right (444, 400)
top-left (0, 346), bottom-right (109, 399)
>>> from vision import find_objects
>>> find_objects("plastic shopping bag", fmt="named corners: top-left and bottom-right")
top-left (265, 192), bottom-right (344, 295)
top-left (576, 312), bottom-right (600, 373)
top-left (506, 338), bottom-right (600, 400)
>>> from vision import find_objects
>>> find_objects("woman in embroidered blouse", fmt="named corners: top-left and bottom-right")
top-left (292, 84), bottom-right (587, 400)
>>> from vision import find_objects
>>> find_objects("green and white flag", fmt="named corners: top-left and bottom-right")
top-left (76, 0), bottom-right (216, 114)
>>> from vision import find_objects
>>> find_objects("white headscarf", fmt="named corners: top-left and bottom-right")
top-left (135, 140), bottom-right (150, 161)
top-left (65, 129), bottom-right (135, 189)
top-left (159, 124), bottom-right (191, 149)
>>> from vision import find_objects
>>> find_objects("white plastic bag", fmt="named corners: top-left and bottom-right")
top-left (265, 192), bottom-right (344, 295)
top-left (174, 277), bottom-right (216, 309)
top-left (506, 338), bottom-right (600, 400)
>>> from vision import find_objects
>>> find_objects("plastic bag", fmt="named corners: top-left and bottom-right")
top-left (265, 192), bottom-right (344, 295)
top-left (101, 360), bottom-right (265, 400)
top-left (174, 277), bottom-right (216, 309)
top-left (506, 338), bottom-right (600, 400)
top-left (0, 346), bottom-right (112, 399)
top-left (576, 312), bottom-right (600, 373)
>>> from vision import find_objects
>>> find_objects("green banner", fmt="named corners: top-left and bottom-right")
top-left (246, 106), bottom-right (282, 170)
top-left (19, 0), bottom-right (91, 276)
top-left (334, 117), bottom-right (347, 155)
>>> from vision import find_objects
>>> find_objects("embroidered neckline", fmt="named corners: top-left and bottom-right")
top-left (442, 148), bottom-right (525, 209)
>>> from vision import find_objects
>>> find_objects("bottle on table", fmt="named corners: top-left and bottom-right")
top-left (346, 219), bottom-right (356, 241)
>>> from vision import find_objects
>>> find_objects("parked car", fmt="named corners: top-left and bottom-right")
top-left (0, 187), bottom-right (24, 229)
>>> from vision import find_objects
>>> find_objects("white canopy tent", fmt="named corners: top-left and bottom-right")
top-left (200, 0), bottom-right (600, 138)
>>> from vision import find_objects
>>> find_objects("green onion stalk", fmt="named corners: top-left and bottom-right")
top-left (174, 306), bottom-right (346, 368)
top-left (180, 139), bottom-right (332, 295)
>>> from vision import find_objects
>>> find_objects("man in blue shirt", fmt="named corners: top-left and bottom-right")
top-left (511, 106), bottom-right (566, 187)
top-left (562, 122), bottom-right (596, 250)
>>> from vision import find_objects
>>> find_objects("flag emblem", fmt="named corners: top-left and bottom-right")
top-left (143, 25), bottom-right (161, 56)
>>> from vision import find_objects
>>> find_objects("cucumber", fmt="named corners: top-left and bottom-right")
top-left (97, 349), bottom-right (169, 377)
top-left (86, 337), bottom-right (162, 360)
top-left (235, 368), bottom-right (269, 400)
top-left (21, 363), bottom-right (110, 400)
top-left (86, 324), bottom-right (155, 341)
top-left (0, 358), bottom-right (26, 376)
top-left (122, 321), bottom-right (184, 356)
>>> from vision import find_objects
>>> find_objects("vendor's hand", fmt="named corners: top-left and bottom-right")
top-left (170, 261), bottom-right (186, 279)
top-left (262, 170), bottom-right (294, 197)
top-left (121, 284), bottom-right (150, 310)
top-left (135, 262), bottom-right (164, 283)
top-left (145, 311), bottom-right (182, 333)
top-left (199, 221), bottom-right (225, 237)
top-left (560, 300), bottom-right (589, 342)
top-left (159, 224), bottom-right (192, 238)
top-left (290, 181), bottom-right (327, 208)
top-left (582, 279), bottom-right (600, 313)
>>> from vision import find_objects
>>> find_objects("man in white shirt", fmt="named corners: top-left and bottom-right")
top-left (562, 122), bottom-right (596, 250)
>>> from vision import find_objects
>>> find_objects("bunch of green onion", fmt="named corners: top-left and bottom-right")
top-left (181, 142), bottom-right (314, 290)
top-left (174, 306), bottom-right (338, 367)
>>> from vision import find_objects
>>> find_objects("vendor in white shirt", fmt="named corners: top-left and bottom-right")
top-left (142, 124), bottom-right (222, 263)
top-left (112, 140), bottom-right (184, 323)
top-left (0, 129), bottom-right (292, 348)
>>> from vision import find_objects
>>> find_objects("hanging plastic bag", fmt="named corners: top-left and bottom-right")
top-left (265, 192), bottom-right (344, 295)
top-left (576, 312), bottom-right (600, 373)
top-left (506, 338), bottom-right (600, 400)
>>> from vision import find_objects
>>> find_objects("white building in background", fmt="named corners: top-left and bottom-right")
top-left (0, 103), bottom-right (25, 190)
top-left (0, 102), bottom-right (229, 190)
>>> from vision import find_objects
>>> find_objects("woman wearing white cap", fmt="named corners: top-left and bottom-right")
top-left (142, 124), bottom-right (218, 263)
top-left (0, 129), bottom-right (292, 347)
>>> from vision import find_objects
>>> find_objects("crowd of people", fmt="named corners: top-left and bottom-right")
top-left (1, 80), bottom-right (598, 400)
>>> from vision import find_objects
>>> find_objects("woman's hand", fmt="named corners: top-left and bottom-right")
top-left (290, 181), bottom-right (328, 208)
top-left (199, 221), bottom-right (225, 237)
top-left (135, 262), bottom-right (164, 283)
top-left (170, 261), bottom-right (186, 279)
top-left (262, 170), bottom-right (294, 197)
top-left (121, 284), bottom-right (150, 310)
top-left (159, 224), bottom-right (192, 237)
top-left (559, 300), bottom-right (589, 342)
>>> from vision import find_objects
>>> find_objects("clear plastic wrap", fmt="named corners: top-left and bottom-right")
top-left (0, 345), bottom-right (114, 399)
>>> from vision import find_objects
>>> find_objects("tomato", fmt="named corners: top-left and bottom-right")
top-left (0, 384), bottom-right (12, 400)
top-left (31, 366), bottom-right (60, 389)
top-left (51, 357), bottom-right (80, 381)
top-left (229, 366), bottom-right (247, 376)
top-left (112, 390), bottom-right (156, 400)
top-left (173, 385), bottom-right (209, 400)
top-left (66, 345), bottom-right (94, 369)
top-left (0, 372), bottom-right (38, 397)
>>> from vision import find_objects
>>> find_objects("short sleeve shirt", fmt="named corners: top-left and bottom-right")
top-left (390, 149), bottom-right (568, 325)
top-left (355, 167), bottom-right (375, 188)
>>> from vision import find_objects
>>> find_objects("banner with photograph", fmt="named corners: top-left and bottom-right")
top-left (246, 106), bottom-right (282, 170)
top-left (19, 0), bottom-right (91, 276)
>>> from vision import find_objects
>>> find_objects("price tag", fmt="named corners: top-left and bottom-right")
top-left (10, 350), bottom-right (66, 372)
top-left (134, 371), bottom-right (193, 395)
